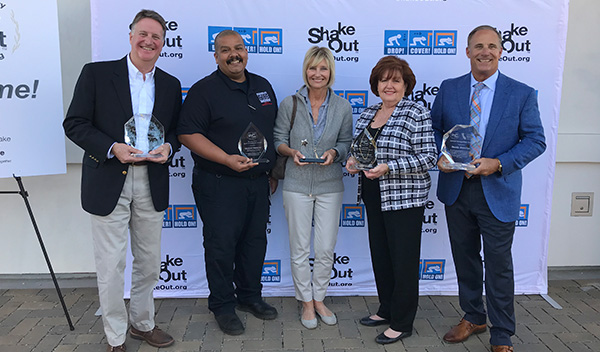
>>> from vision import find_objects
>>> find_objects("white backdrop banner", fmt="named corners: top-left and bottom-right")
top-left (89, 0), bottom-right (568, 298)
top-left (0, 1), bottom-right (65, 178)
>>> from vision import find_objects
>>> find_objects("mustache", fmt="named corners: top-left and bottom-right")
top-left (226, 56), bottom-right (243, 65)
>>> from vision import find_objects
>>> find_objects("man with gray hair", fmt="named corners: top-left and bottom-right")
top-left (431, 25), bottom-right (545, 352)
top-left (64, 9), bottom-right (180, 351)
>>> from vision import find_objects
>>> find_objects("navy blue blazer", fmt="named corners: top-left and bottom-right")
top-left (64, 57), bottom-right (182, 216)
top-left (431, 72), bottom-right (546, 222)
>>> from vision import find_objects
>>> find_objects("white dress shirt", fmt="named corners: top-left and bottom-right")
top-left (107, 55), bottom-right (158, 158)
top-left (127, 54), bottom-right (156, 154)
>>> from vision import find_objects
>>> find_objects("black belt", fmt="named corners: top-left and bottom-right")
top-left (131, 161), bottom-right (148, 166)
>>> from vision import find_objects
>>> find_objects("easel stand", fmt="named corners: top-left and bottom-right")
top-left (0, 175), bottom-right (75, 330)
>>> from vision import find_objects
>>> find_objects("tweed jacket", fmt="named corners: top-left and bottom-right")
top-left (353, 98), bottom-right (437, 211)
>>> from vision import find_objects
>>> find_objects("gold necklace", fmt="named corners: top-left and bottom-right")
top-left (372, 108), bottom-right (392, 128)
top-left (368, 121), bottom-right (383, 140)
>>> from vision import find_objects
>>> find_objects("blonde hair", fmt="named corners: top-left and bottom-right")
top-left (302, 46), bottom-right (336, 89)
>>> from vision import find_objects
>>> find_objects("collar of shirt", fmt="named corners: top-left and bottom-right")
top-left (299, 85), bottom-right (330, 144)
top-left (299, 85), bottom-right (330, 113)
top-left (127, 53), bottom-right (157, 83)
top-left (127, 54), bottom-right (156, 115)
top-left (470, 70), bottom-right (499, 142)
top-left (216, 67), bottom-right (250, 91)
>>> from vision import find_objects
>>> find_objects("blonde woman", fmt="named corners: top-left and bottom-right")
top-left (274, 46), bottom-right (352, 329)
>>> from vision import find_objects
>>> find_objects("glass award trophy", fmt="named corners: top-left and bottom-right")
top-left (238, 122), bottom-right (269, 163)
top-left (124, 114), bottom-right (164, 158)
top-left (350, 128), bottom-right (377, 170)
top-left (440, 124), bottom-right (481, 171)
top-left (299, 139), bottom-right (325, 164)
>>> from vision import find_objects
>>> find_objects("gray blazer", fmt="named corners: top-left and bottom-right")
top-left (274, 87), bottom-right (353, 195)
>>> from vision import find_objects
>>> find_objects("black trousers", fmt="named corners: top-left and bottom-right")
top-left (192, 168), bottom-right (270, 315)
top-left (445, 177), bottom-right (516, 347)
top-left (361, 176), bottom-right (424, 332)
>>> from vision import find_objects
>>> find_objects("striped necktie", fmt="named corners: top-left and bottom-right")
top-left (469, 82), bottom-right (485, 159)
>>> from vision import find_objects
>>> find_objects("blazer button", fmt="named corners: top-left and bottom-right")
top-left (122, 170), bottom-right (127, 175)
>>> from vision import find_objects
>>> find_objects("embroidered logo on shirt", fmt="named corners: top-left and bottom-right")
top-left (256, 91), bottom-right (272, 106)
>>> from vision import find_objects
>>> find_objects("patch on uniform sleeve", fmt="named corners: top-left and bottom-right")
top-left (256, 91), bottom-right (272, 106)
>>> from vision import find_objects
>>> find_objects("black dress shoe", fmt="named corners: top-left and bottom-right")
top-left (375, 330), bottom-right (412, 344)
top-left (237, 300), bottom-right (278, 320)
top-left (359, 316), bottom-right (389, 327)
top-left (215, 313), bottom-right (244, 335)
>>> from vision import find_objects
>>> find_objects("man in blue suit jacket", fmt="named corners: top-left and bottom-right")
top-left (431, 25), bottom-right (545, 352)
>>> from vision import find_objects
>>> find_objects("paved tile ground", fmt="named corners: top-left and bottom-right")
top-left (1, 276), bottom-right (599, 352)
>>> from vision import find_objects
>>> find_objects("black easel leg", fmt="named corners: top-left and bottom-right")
top-left (13, 176), bottom-right (75, 331)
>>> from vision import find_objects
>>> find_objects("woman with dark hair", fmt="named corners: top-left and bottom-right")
top-left (346, 56), bottom-right (436, 344)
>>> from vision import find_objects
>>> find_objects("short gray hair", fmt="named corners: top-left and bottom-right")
top-left (129, 9), bottom-right (167, 41)
top-left (467, 25), bottom-right (502, 47)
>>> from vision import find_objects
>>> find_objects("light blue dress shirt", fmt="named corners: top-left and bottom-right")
top-left (470, 70), bottom-right (499, 142)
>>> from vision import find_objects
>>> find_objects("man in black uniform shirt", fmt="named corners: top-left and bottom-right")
top-left (177, 30), bottom-right (278, 335)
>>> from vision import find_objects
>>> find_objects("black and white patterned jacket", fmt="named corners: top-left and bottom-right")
top-left (352, 98), bottom-right (437, 211)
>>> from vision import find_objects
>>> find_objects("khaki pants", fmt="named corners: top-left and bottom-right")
top-left (283, 190), bottom-right (343, 302)
top-left (91, 165), bottom-right (163, 346)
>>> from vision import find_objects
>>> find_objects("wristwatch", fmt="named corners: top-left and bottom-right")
top-left (497, 158), bottom-right (503, 174)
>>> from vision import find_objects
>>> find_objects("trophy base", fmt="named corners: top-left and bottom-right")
top-left (300, 158), bottom-right (325, 163)
top-left (133, 153), bottom-right (162, 158)
top-left (349, 164), bottom-right (376, 171)
top-left (443, 162), bottom-right (476, 171)
top-left (251, 158), bottom-right (270, 164)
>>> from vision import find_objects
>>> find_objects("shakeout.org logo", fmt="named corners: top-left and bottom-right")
top-left (159, 19), bottom-right (184, 60)
top-left (499, 23), bottom-right (532, 63)
top-left (155, 254), bottom-right (188, 291)
top-left (308, 22), bottom-right (359, 63)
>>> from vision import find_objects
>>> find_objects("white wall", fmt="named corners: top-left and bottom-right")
top-left (0, 0), bottom-right (597, 274)
top-left (549, 0), bottom-right (600, 266)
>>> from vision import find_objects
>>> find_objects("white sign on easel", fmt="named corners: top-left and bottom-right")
top-left (0, 0), bottom-right (66, 178)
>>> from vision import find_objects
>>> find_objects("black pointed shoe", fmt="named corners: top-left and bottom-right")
top-left (359, 316), bottom-right (389, 327)
top-left (375, 330), bottom-right (412, 344)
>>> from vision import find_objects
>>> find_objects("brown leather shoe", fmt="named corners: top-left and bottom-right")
top-left (107, 344), bottom-right (126, 352)
top-left (491, 345), bottom-right (514, 352)
top-left (443, 318), bottom-right (487, 343)
top-left (129, 326), bottom-right (174, 347)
